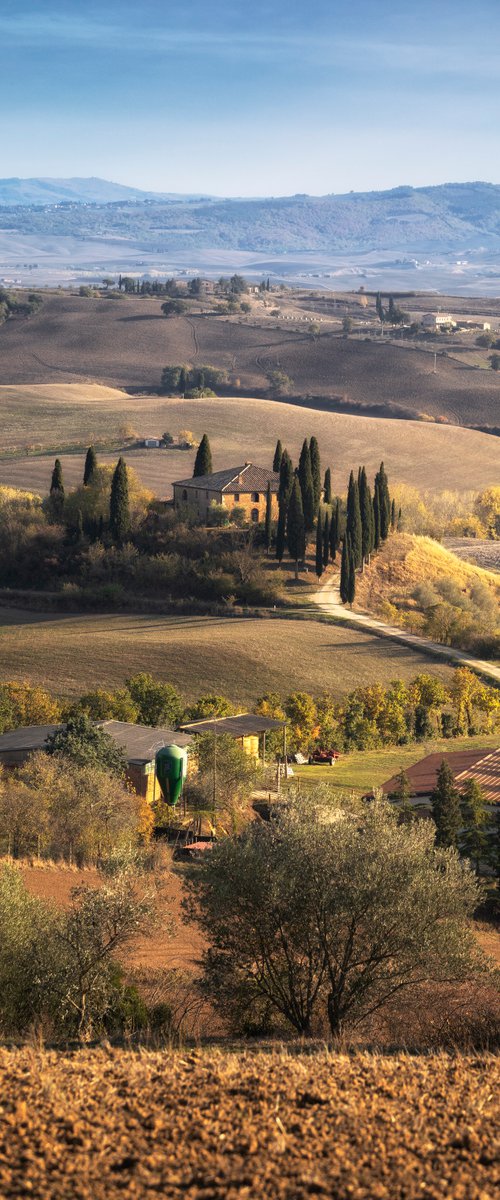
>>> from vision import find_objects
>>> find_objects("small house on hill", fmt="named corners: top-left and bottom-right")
top-left (382, 747), bottom-right (500, 810)
top-left (172, 463), bottom-right (279, 523)
top-left (179, 713), bottom-right (286, 763)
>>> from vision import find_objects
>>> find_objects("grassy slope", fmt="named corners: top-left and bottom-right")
top-left (0, 608), bottom-right (455, 702)
top-left (1, 292), bottom-right (500, 425)
top-left (0, 390), bottom-right (498, 496)
top-left (0, 1048), bottom-right (498, 1199)
top-left (293, 732), bottom-right (500, 791)
top-left (355, 533), bottom-right (500, 620)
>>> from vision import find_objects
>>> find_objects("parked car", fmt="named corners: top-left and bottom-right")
top-left (308, 749), bottom-right (341, 766)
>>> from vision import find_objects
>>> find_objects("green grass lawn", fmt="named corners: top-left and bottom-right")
top-left (292, 732), bottom-right (499, 794)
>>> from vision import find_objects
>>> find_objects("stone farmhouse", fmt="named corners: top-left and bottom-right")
top-left (172, 463), bottom-right (279, 523)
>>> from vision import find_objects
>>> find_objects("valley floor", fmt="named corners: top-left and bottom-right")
top-left (0, 1047), bottom-right (497, 1199)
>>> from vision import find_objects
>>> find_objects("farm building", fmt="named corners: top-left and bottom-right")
top-left (421, 312), bottom-right (456, 331)
top-left (382, 747), bottom-right (500, 810)
top-left (179, 713), bottom-right (286, 763)
top-left (172, 463), bottom-right (279, 523)
top-left (0, 721), bottom-right (192, 804)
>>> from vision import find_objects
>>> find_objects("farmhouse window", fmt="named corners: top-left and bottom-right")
top-left (252, 492), bottom-right (260, 502)
top-left (251, 508), bottom-right (259, 522)
top-left (182, 489), bottom-right (188, 501)
top-left (234, 492), bottom-right (240, 501)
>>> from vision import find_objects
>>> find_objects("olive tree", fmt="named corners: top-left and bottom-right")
top-left (186, 792), bottom-right (485, 1039)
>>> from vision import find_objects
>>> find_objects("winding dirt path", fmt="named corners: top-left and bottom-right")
top-left (311, 576), bottom-right (500, 687)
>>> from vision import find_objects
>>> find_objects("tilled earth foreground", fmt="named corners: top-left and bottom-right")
top-left (0, 1050), bottom-right (498, 1199)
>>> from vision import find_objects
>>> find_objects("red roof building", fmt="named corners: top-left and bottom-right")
top-left (382, 747), bottom-right (500, 807)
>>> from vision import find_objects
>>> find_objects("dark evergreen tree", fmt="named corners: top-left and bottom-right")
top-left (309, 436), bottom-right (321, 513)
top-left (323, 467), bottom-right (332, 505)
top-left (374, 462), bottom-right (391, 541)
top-left (315, 513), bottom-right (324, 578)
top-left (330, 498), bottom-right (340, 561)
top-left (373, 486), bottom-right (381, 550)
top-left (430, 761), bottom-right (461, 849)
top-left (179, 366), bottom-right (187, 394)
top-left (347, 543), bottom-right (356, 606)
top-left (287, 476), bottom-right (306, 579)
top-left (83, 446), bottom-right (97, 486)
top-left (397, 506), bottom-right (402, 532)
top-left (110, 457), bottom-right (130, 545)
top-left (394, 770), bottom-right (414, 823)
top-left (375, 292), bottom-right (384, 322)
top-left (359, 466), bottom-right (374, 564)
top-left (460, 779), bottom-right (489, 874)
top-left (278, 451), bottom-right (293, 506)
top-left (298, 439), bottom-right (314, 532)
top-left (391, 498), bottom-right (396, 530)
top-left (193, 433), bottom-right (212, 478)
top-left (276, 500), bottom-right (287, 563)
top-left (75, 508), bottom-right (84, 543)
top-left (264, 481), bottom-right (273, 552)
top-left (273, 439), bottom-right (283, 473)
top-left (346, 471), bottom-right (362, 568)
top-left (322, 510), bottom-right (330, 568)
top-left (50, 458), bottom-right (64, 497)
top-left (340, 533), bottom-right (351, 604)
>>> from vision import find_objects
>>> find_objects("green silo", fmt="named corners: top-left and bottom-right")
top-left (155, 744), bottom-right (188, 807)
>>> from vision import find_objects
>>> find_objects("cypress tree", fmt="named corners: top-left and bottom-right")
top-left (193, 433), bottom-right (212, 478)
top-left (298, 440), bottom-right (315, 532)
top-left (329, 497), bottom-right (340, 561)
top-left (397, 506), bottom-right (402, 532)
top-left (322, 510), bottom-right (330, 568)
top-left (395, 769), bottom-right (413, 823)
top-left (323, 467), bottom-right (332, 505)
top-left (83, 445), bottom-right (97, 486)
top-left (75, 508), bottom-right (84, 543)
top-left (359, 466), bottom-right (374, 564)
top-left (346, 470), bottom-right (362, 568)
top-left (264, 481), bottom-right (273, 552)
top-left (391, 498), bottom-right (396, 530)
top-left (347, 543), bottom-right (356, 606)
top-left (50, 458), bottom-right (64, 497)
top-left (287, 476), bottom-right (306, 580)
top-left (110, 457), bottom-right (130, 545)
top-left (460, 779), bottom-right (489, 874)
top-left (340, 533), bottom-right (350, 604)
top-left (375, 462), bottom-right (391, 541)
top-left (309, 436), bottom-right (321, 513)
top-left (179, 366), bottom-right (187, 394)
top-left (278, 451), bottom-right (292, 500)
top-left (276, 500), bottom-right (287, 562)
top-left (273, 439), bottom-right (283, 473)
top-left (373, 486), bottom-right (381, 550)
top-left (430, 760), bottom-right (461, 849)
top-left (315, 513), bottom-right (324, 578)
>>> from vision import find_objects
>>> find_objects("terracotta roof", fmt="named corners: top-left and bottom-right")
top-left (179, 713), bottom-right (286, 737)
top-left (173, 464), bottom-right (279, 493)
top-left (382, 748), bottom-right (500, 805)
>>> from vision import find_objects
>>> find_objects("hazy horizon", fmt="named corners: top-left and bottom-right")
top-left (1, 1), bottom-right (500, 197)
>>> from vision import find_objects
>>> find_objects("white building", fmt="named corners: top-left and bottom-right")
top-left (421, 312), bottom-right (456, 331)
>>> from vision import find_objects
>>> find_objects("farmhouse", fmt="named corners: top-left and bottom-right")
top-left (172, 463), bottom-right (279, 523)
top-left (382, 747), bottom-right (500, 810)
top-left (0, 721), bottom-right (192, 804)
top-left (179, 713), bottom-right (287, 763)
top-left (421, 312), bottom-right (456, 331)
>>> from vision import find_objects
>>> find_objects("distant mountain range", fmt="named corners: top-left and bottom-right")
top-left (2, 177), bottom-right (500, 257)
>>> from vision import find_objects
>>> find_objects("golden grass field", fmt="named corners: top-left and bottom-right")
top-left (355, 533), bottom-right (500, 618)
top-left (0, 387), bottom-right (498, 496)
top-left (0, 608), bottom-right (456, 701)
top-left (0, 1047), bottom-right (498, 1199)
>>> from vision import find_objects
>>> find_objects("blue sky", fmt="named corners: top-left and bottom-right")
top-left (1, 0), bottom-right (499, 195)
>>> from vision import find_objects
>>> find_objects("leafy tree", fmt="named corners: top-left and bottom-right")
top-left (83, 446), bottom-right (98, 486)
top-left (431, 760), bottom-right (461, 849)
top-left (45, 715), bottom-right (127, 778)
top-left (315, 513), bottom-right (324, 578)
top-left (0, 681), bottom-right (60, 734)
top-left (184, 694), bottom-right (234, 722)
top-left (287, 476), bottom-right (306, 578)
top-left (273, 439), bottom-right (283, 473)
top-left (309, 436), bottom-right (321, 513)
top-left (323, 467), bottom-right (332, 505)
top-left (228, 274), bottom-right (248, 294)
top-left (342, 315), bottom-right (352, 336)
top-left (161, 299), bottom-right (188, 317)
top-left (460, 779), bottom-right (489, 874)
top-left (187, 794), bottom-right (482, 1039)
top-left (70, 688), bottom-right (139, 723)
top-left (109, 457), bottom-right (130, 544)
top-left (190, 732), bottom-right (259, 825)
top-left (489, 353), bottom-right (500, 371)
top-left (267, 369), bottom-right (293, 396)
top-left (193, 433), bottom-right (212, 478)
top-left (284, 692), bottom-right (318, 751)
top-left (126, 673), bottom-right (183, 727)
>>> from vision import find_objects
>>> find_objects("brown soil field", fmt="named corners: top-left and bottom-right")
top-left (0, 391), bottom-right (498, 496)
top-left (0, 1047), bottom-right (498, 1199)
top-left (443, 539), bottom-right (500, 572)
top-left (1, 292), bottom-right (500, 426)
top-left (0, 609), bottom-right (456, 701)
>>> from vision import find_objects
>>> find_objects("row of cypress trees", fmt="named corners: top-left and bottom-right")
top-left (49, 447), bottom-right (130, 544)
top-left (339, 462), bottom-right (397, 604)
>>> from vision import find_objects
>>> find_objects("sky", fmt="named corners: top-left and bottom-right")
top-left (1, 0), bottom-right (500, 196)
